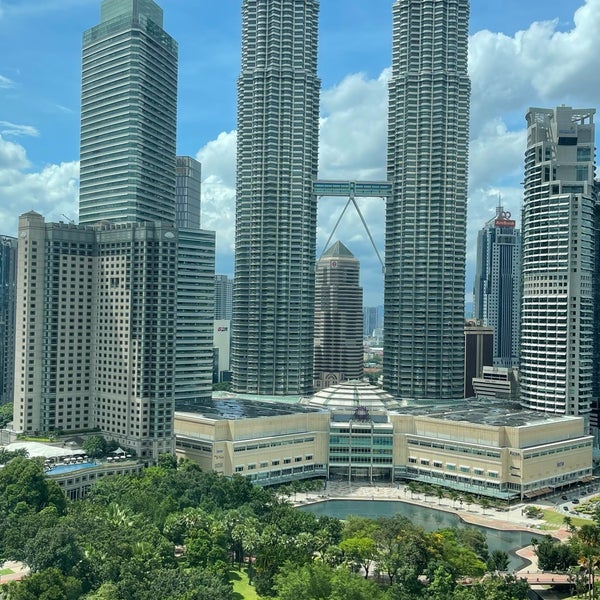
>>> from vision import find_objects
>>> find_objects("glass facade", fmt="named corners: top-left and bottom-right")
top-left (232, 0), bottom-right (320, 395)
top-left (79, 0), bottom-right (178, 225)
top-left (383, 0), bottom-right (471, 400)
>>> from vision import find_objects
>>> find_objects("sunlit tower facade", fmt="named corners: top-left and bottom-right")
top-left (383, 0), bottom-right (471, 400)
top-left (232, 0), bottom-right (320, 395)
top-left (520, 106), bottom-right (597, 424)
top-left (79, 0), bottom-right (178, 225)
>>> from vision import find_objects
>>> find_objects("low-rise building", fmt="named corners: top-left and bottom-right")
top-left (174, 384), bottom-right (594, 501)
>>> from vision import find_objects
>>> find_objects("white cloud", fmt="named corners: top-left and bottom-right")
top-left (0, 121), bottom-right (39, 137)
top-left (2, 0), bottom-right (598, 305)
top-left (0, 74), bottom-right (13, 88)
top-left (0, 136), bottom-right (78, 237)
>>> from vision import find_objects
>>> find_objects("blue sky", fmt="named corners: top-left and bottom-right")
top-left (0, 0), bottom-right (598, 305)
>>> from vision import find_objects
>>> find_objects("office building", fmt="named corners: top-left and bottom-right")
top-left (363, 306), bottom-right (382, 338)
top-left (79, 0), bottom-right (178, 225)
top-left (213, 319), bottom-right (231, 383)
top-left (214, 275), bottom-right (233, 321)
top-left (12, 0), bottom-right (184, 460)
top-left (472, 366), bottom-right (519, 402)
top-left (232, 0), bottom-right (320, 395)
top-left (176, 156), bottom-right (201, 230)
top-left (464, 320), bottom-right (493, 398)
top-left (313, 242), bottom-right (363, 390)
top-left (520, 106), bottom-right (597, 423)
top-left (13, 212), bottom-right (178, 459)
top-left (175, 228), bottom-right (215, 405)
top-left (473, 204), bottom-right (521, 367)
top-left (383, 0), bottom-right (471, 400)
top-left (0, 236), bottom-right (17, 405)
top-left (175, 155), bottom-right (216, 405)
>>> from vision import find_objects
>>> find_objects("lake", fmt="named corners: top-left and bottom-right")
top-left (300, 499), bottom-right (546, 571)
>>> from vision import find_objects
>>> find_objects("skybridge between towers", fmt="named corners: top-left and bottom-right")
top-left (313, 179), bottom-right (392, 272)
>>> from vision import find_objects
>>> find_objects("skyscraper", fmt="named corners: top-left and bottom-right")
top-left (473, 204), bottom-right (521, 367)
top-left (12, 0), bottom-right (185, 459)
top-left (0, 235), bottom-right (17, 406)
top-left (13, 212), bottom-right (178, 459)
top-left (520, 106), bottom-right (597, 422)
top-left (79, 0), bottom-right (178, 225)
top-left (176, 156), bottom-right (202, 230)
top-left (314, 242), bottom-right (363, 390)
top-left (214, 275), bottom-right (233, 321)
top-left (232, 0), bottom-right (320, 395)
top-left (175, 156), bottom-right (216, 405)
top-left (383, 0), bottom-right (470, 400)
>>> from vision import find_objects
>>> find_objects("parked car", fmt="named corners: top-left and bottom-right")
top-left (572, 499), bottom-right (580, 504)
top-left (561, 495), bottom-right (568, 500)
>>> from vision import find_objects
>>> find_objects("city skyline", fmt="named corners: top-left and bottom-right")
top-left (1, 0), bottom-right (599, 304)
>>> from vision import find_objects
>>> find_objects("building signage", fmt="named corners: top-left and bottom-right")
top-left (494, 210), bottom-right (515, 228)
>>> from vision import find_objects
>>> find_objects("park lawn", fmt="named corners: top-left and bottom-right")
top-left (0, 568), bottom-right (14, 575)
top-left (541, 509), bottom-right (591, 529)
top-left (230, 569), bottom-right (261, 600)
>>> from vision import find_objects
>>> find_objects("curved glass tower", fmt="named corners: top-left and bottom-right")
top-left (383, 0), bottom-right (471, 400)
top-left (232, 0), bottom-right (320, 395)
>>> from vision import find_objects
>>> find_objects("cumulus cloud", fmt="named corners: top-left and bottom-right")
top-left (0, 136), bottom-right (78, 236)
top-left (0, 121), bottom-right (39, 137)
top-left (2, 0), bottom-right (598, 305)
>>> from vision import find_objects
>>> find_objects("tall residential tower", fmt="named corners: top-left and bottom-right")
top-left (232, 0), bottom-right (320, 395)
top-left (473, 205), bottom-right (521, 367)
top-left (520, 106), bottom-right (597, 422)
top-left (383, 0), bottom-right (471, 399)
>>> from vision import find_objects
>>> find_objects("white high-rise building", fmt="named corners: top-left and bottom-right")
top-left (473, 205), bottom-right (521, 367)
top-left (383, 0), bottom-right (470, 400)
top-left (232, 0), bottom-right (320, 395)
top-left (520, 106), bottom-right (597, 422)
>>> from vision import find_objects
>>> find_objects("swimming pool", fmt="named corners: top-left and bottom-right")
top-left (46, 462), bottom-right (97, 475)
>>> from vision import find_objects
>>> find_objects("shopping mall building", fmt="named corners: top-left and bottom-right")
top-left (174, 381), bottom-right (594, 501)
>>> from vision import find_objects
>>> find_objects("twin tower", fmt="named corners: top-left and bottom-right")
top-left (232, 0), bottom-right (470, 400)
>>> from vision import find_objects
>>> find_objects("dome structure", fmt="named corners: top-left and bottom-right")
top-left (308, 380), bottom-right (397, 411)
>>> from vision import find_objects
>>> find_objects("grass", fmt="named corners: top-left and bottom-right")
top-left (541, 508), bottom-right (591, 530)
top-left (0, 569), bottom-right (14, 575)
top-left (230, 569), bottom-right (261, 600)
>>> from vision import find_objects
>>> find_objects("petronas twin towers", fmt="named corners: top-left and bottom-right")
top-left (232, 0), bottom-right (470, 400)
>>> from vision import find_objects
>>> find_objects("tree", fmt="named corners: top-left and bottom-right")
top-left (0, 402), bottom-right (14, 428)
top-left (22, 525), bottom-right (82, 574)
top-left (487, 550), bottom-right (510, 572)
top-left (3, 568), bottom-right (82, 600)
top-left (0, 456), bottom-right (66, 516)
top-left (82, 435), bottom-right (107, 459)
top-left (156, 453), bottom-right (177, 470)
top-left (534, 535), bottom-right (577, 571)
top-left (339, 536), bottom-right (378, 579)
